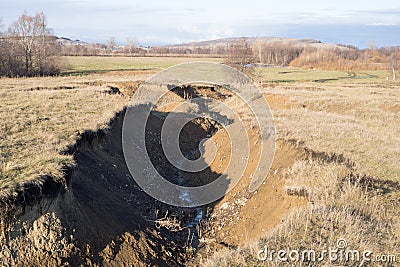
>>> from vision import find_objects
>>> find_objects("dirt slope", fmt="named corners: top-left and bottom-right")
top-left (0, 85), bottom-right (310, 266)
top-left (1, 111), bottom-right (189, 266)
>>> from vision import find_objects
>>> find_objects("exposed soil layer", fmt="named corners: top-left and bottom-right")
top-left (0, 85), bottom-right (321, 266)
top-left (263, 94), bottom-right (296, 110)
top-left (381, 103), bottom-right (400, 113)
top-left (1, 110), bottom-right (188, 266)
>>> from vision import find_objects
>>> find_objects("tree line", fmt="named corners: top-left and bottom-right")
top-left (1, 12), bottom-right (399, 78)
top-left (225, 39), bottom-right (399, 79)
top-left (0, 12), bottom-right (61, 77)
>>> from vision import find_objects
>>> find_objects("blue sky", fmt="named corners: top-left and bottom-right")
top-left (1, 0), bottom-right (400, 47)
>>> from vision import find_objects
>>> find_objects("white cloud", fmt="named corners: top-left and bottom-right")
top-left (367, 22), bottom-right (398, 26)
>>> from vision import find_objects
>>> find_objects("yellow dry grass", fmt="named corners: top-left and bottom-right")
top-left (263, 81), bottom-right (400, 181)
top-left (203, 76), bottom-right (400, 267)
top-left (0, 58), bottom-right (399, 265)
top-left (0, 74), bottom-right (138, 190)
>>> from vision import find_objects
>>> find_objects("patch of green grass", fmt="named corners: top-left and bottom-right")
top-left (62, 56), bottom-right (223, 75)
top-left (254, 67), bottom-right (392, 84)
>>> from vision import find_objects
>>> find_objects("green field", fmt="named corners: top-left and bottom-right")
top-left (254, 67), bottom-right (393, 83)
top-left (62, 56), bottom-right (224, 75)
top-left (63, 56), bottom-right (395, 85)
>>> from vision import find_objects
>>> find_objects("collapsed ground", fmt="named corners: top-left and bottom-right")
top-left (0, 82), bottom-right (307, 266)
top-left (0, 67), bottom-right (399, 266)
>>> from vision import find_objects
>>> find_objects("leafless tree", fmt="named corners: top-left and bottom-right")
top-left (106, 37), bottom-right (117, 55)
top-left (388, 47), bottom-right (400, 80)
top-left (87, 43), bottom-right (99, 56)
top-left (0, 18), bottom-right (6, 75)
top-left (225, 38), bottom-right (254, 69)
top-left (259, 42), bottom-right (303, 66)
top-left (254, 39), bottom-right (264, 63)
top-left (126, 37), bottom-right (137, 56)
top-left (368, 40), bottom-right (376, 50)
top-left (5, 12), bottom-right (60, 76)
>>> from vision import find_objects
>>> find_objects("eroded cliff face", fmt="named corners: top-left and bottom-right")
top-left (0, 103), bottom-right (226, 266)
top-left (0, 84), bottom-right (307, 266)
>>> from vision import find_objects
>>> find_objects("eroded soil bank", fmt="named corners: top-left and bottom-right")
top-left (0, 85), bottom-right (311, 266)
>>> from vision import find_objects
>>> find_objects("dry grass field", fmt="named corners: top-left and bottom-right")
top-left (0, 75), bottom-right (129, 190)
top-left (0, 57), bottom-right (223, 191)
top-left (0, 57), bottom-right (399, 265)
top-left (203, 77), bottom-right (400, 266)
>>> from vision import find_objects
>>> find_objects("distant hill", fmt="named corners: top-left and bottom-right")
top-left (55, 35), bottom-right (359, 58)
top-left (56, 37), bottom-right (88, 46)
top-left (162, 37), bottom-right (348, 50)
top-left (169, 37), bottom-right (320, 46)
top-left (55, 36), bottom-right (355, 50)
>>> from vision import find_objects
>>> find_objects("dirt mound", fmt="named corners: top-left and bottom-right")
top-left (263, 93), bottom-right (297, 110)
top-left (381, 103), bottom-right (400, 113)
top-left (205, 140), bottom-right (308, 247)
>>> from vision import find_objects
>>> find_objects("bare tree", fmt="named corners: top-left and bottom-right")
top-left (254, 38), bottom-right (264, 63)
top-left (0, 18), bottom-right (6, 75)
top-left (259, 42), bottom-right (303, 66)
top-left (7, 12), bottom-right (60, 76)
top-left (225, 38), bottom-right (254, 69)
top-left (368, 40), bottom-right (376, 50)
top-left (87, 43), bottom-right (99, 56)
top-left (106, 37), bottom-right (117, 55)
top-left (388, 47), bottom-right (400, 80)
top-left (10, 12), bottom-right (45, 75)
top-left (126, 37), bottom-right (137, 56)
